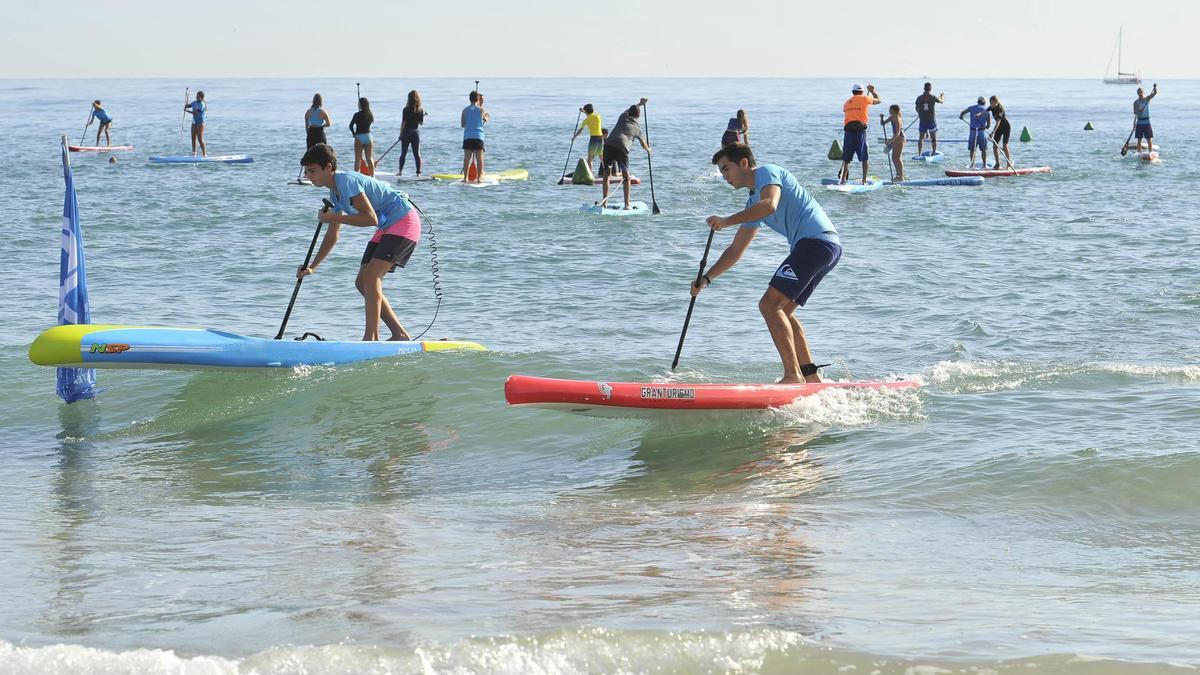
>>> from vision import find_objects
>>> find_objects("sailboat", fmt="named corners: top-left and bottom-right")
top-left (1103, 28), bottom-right (1140, 84)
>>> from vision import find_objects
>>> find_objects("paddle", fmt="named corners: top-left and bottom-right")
top-left (878, 114), bottom-right (895, 182)
top-left (276, 198), bottom-right (334, 340)
top-left (375, 136), bottom-right (402, 167)
top-left (79, 107), bottom-right (93, 146)
top-left (1119, 116), bottom-right (1137, 156)
top-left (179, 88), bottom-right (189, 148)
top-left (639, 99), bottom-right (661, 214)
top-left (671, 227), bottom-right (716, 369)
top-left (558, 107), bottom-right (584, 185)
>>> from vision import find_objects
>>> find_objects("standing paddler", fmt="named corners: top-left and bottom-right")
top-left (838, 83), bottom-right (881, 185)
top-left (691, 143), bottom-right (841, 384)
top-left (1132, 83), bottom-right (1158, 154)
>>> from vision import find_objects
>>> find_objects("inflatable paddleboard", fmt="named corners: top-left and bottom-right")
top-left (822, 177), bottom-right (884, 193)
top-left (561, 174), bottom-right (641, 185)
top-left (148, 154), bottom-right (254, 164)
top-left (910, 151), bottom-right (945, 163)
top-left (69, 145), bottom-right (134, 152)
top-left (582, 201), bottom-right (650, 215)
top-left (944, 166), bottom-right (1050, 177)
top-left (505, 375), bottom-right (918, 417)
top-left (447, 177), bottom-right (500, 187)
top-left (29, 325), bottom-right (485, 370)
top-left (1140, 151), bottom-right (1160, 163)
top-left (885, 176), bottom-right (984, 187)
top-left (432, 169), bottom-right (529, 182)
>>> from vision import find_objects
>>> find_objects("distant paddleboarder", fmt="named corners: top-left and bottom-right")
top-left (880, 105), bottom-right (907, 181)
top-left (601, 99), bottom-right (652, 210)
top-left (915, 82), bottom-right (944, 157)
top-left (88, 100), bottom-right (113, 146)
top-left (1132, 83), bottom-right (1158, 154)
top-left (398, 90), bottom-right (427, 176)
top-left (349, 97), bottom-right (375, 175)
top-left (305, 94), bottom-right (331, 148)
top-left (184, 91), bottom-right (207, 157)
top-left (460, 90), bottom-right (489, 182)
top-left (959, 97), bottom-right (991, 169)
top-left (572, 103), bottom-right (604, 175)
top-left (296, 143), bottom-right (422, 342)
top-left (693, 143), bottom-right (841, 384)
top-left (839, 83), bottom-right (881, 184)
top-left (721, 109), bottom-right (750, 147)
top-left (986, 95), bottom-right (1013, 169)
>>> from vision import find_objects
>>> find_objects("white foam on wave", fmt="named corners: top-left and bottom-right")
top-left (926, 359), bottom-right (1200, 393)
top-left (770, 382), bottom-right (925, 428)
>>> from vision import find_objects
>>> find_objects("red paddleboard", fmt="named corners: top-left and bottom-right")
top-left (69, 145), bottom-right (134, 152)
top-left (944, 166), bottom-right (1051, 177)
top-left (505, 375), bottom-right (918, 417)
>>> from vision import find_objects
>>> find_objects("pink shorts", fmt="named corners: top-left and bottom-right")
top-left (371, 208), bottom-right (421, 244)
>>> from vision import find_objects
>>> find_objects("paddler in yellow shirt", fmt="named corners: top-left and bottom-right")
top-left (572, 104), bottom-right (604, 174)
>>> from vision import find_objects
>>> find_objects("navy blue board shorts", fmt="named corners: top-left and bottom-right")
top-left (919, 119), bottom-right (937, 134)
top-left (968, 128), bottom-right (989, 152)
top-left (769, 238), bottom-right (842, 306)
top-left (1135, 123), bottom-right (1153, 140)
top-left (842, 128), bottom-right (868, 161)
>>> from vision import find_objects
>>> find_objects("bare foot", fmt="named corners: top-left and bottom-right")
top-left (776, 375), bottom-right (804, 384)
top-left (387, 334), bottom-right (411, 342)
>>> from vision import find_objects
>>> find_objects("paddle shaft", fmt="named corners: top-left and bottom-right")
top-left (275, 199), bottom-right (333, 340)
top-left (79, 112), bottom-right (91, 146)
top-left (558, 108), bottom-right (584, 184)
top-left (671, 227), bottom-right (716, 370)
top-left (179, 88), bottom-right (189, 143)
top-left (640, 102), bottom-right (661, 214)
top-left (879, 115), bottom-right (895, 182)
top-left (1120, 115), bottom-right (1137, 156)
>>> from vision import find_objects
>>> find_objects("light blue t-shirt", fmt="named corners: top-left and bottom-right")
top-left (188, 99), bottom-right (206, 125)
top-left (462, 104), bottom-right (485, 141)
top-left (328, 171), bottom-right (413, 231)
top-left (966, 104), bottom-right (989, 130)
top-left (1135, 97), bottom-right (1151, 122)
top-left (742, 164), bottom-right (839, 248)
top-left (89, 107), bottom-right (111, 124)
top-left (306, 107), bottom-right (324, 126)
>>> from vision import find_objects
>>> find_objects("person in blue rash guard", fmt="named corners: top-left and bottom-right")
top-left (88, 100), bottom-right (113, 146)
top-left (184, 90), bottom-right (207, 157)
top-left (1132, 83), bottom-right (1158, 154)
top-left (297, 143), bottom-right (423, 342)
top-left (959, 96), bottom-right (990, 168)
top-left (460, 90), bottom-right (490, 182)
top-left (691, 143), bottom-right (842, 384)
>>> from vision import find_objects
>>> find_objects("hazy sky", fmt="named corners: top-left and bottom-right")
top-left (5, 0), bottom-right (1195, 79)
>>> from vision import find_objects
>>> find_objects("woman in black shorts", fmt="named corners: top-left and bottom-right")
top-left (987, 95), bottom-right (1013, 169)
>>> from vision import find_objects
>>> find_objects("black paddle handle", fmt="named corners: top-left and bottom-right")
top-left (275, 199), bottom-right (333, 340)
top-left (671, 227), bottom-right (716, 370)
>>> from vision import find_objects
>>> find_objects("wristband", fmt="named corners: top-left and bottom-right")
top-left (702, 273), bottom-right (712, 285)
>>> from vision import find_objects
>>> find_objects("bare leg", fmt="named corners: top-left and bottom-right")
top-left (477, 149), bottom-right (485, 181)
top-left (196, 124), bottom-right (206, 157)
top-left (622, 172), bottom-right (631, 208)
top-left (190, 125), bottom-right (198, 155)
top-left (356, 259), bottom-right (405, 341)
top-left (461, 150), bottom-right (470, 178)
top-left (861, 160), bottom-right (868, 184)
top-left (931, 131), bottom-right (938, 156)
top-left (364, 142), bottom-right (374, 173)
top-left (759, 288), bottom-right (815, 384)
top-left (601, 169), bottom-right (610, 204)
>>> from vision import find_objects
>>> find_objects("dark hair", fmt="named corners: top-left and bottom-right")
top-left (469, 91), bottom-right (479, 103)
top-left (923, 82), bottom-right (932, 91)
top-left (301, 143), bottom-right (337, 170)
top-left (889, 104), bottom-right (900, 114)
top-left (583, 103), bottom-right (594, 114)
top-left (712, 142), bottom-right (755, 167)
top-left (406, 90), bottom-right (423, 114)
top-left (93, 99), bottom-right (102, 106)
top-left (312, 93), bottom-right (323, 108)
top-left (626, 105), bottom-right (640, 118)
top-left (196, 90), bottom-right (205, 99)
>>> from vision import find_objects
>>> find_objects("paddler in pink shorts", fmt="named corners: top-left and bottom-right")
top-left (297, 143), bottom-right (423, 341)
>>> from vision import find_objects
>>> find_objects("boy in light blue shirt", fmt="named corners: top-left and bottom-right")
top-left (691, 143), bottom-right (842, 384)
top-left (959, 97), bottom-right (990, 168)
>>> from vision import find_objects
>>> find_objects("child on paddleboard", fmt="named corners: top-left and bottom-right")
top-left (881, 104), bottom-right (906, 181)
top-left (297, 143), bottom-right (422, 342)
top-left (88, 100), bottom-right (113, 146)
top-left (721, 109), bottom-right (749, 147)
top-left (573, 104), bottom-right (604, 175)
top-left (460, 91), bottom-right (489, 182)
top-left (184, 91), bottom-right (206, 157)
top-left (693, 143), bottom-right (841, 384)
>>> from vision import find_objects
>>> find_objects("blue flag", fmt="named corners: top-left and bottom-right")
top-left (57, 136), bottom-right (97, 403)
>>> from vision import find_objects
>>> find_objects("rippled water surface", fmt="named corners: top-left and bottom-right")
top-left (2, 77), bottom-right (1198, 672)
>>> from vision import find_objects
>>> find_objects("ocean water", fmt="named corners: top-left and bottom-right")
top-left (1, 77), bottom-right (1198, 673)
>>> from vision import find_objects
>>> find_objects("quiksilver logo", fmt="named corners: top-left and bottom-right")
top-left (775, 264), bottom-right (798, 280)
top-left (597, 382), bottom-right (613, 400)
